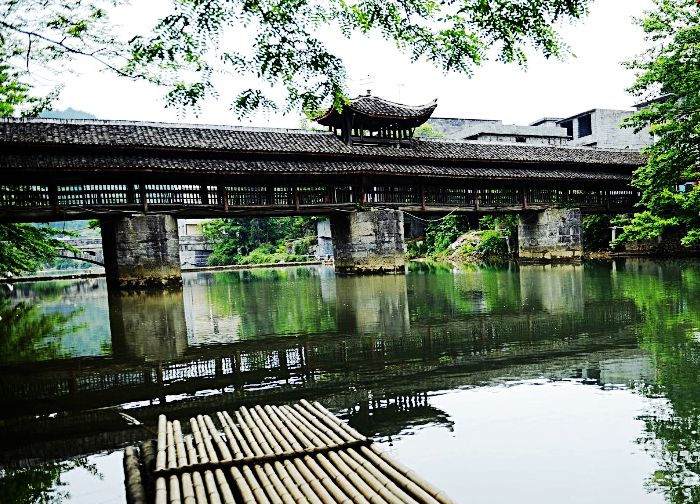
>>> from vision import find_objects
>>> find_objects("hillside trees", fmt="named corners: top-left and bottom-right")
top-left (618, 0), bottom-right (700, 246)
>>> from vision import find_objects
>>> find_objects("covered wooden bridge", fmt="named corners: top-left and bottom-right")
top-left (0, 95), bottom-right (645, 285)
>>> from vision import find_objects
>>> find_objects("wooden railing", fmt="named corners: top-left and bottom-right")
top-left (0, 183), bottom-right (639, 218)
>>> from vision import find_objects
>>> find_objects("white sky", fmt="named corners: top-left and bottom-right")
top-left (52, 0), bottom-right (654, 128)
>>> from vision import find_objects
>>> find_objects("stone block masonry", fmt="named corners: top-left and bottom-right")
top-left (331, 209), bottom-right (406, 274)
top-left (518, 208), bottom-right (582, 261)
top-left (101, 214), bottom-right (183, 289)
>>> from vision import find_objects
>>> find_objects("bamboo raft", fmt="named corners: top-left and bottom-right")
top-left (123, 399), bottom-right (454, 504)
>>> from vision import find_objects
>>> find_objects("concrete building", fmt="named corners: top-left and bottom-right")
top-left (429, 117), bottom-right (570, 145)
top-left (556, 109), bottom-right (653, 149)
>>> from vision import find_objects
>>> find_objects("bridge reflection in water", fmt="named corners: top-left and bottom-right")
top-left (0, 263), bottom-right (654, 468)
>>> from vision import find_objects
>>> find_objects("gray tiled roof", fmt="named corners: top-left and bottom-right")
top-left (1, 154), bottom-right (631, 181)
top-left (0, 119), bottom-right (645, 174)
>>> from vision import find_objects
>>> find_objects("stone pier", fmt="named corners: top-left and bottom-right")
top-left (101, 214), bottom-right (182, 289)
top-left (331, 209), bottom-right (405, 274)
top-left (518, 208), bottom-right (583, 261)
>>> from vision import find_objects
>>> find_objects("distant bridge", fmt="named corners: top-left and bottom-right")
top-left (55, 235), bottom-right (213, 267)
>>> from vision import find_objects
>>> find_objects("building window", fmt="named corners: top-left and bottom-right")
top-left (578, 114), bottom-right (592, 137)
top-left (560, 120), bottom-right (573, 138)
top-left (515, 136), bottom-right (526, 143)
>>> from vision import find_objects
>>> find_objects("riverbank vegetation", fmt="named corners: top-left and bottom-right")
top-left (202, 217), bottom-right (316, 266)
top-left (408, 214), bottom-right (517, 261)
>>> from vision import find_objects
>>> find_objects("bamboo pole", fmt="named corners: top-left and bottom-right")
top-left (293, 404), bottom-right (345, 446)
top-left (261, 463), bottom-right (297, 504)
top-left (305, 401), bottom-right (366, 442)
top-left (204, 415), bottom-right (233, 462)
top-left (173, 421), bottom-right (189, 468)
top-left (169, 474), bottom-right (182, 504)
top-left (336, 450), bottom-right (404, 504)
top-left (361, 447), bottom-right (452, 504)
top-left (204, 469), bottom-right (223, 504)
top-left (248, 406), bottom-right (286, 455)
top-left (190, 418), bottom-right (210, 464)
top-left (279, 459), bottom-right (325, 504)
top-left (238, 407), bottom-right (275, 456)
top-left (196, 415), bottom-right (220, 463)
top-left (278, 406), bottom-right (326, 449)
top-left (313, 453), bottom-right (371, 504)
top-left (234, 410), bottom-right (266, 457)
top-left (231, 466), bottom-right (257, 504)
top-left (253, 464), bottom-right (285, 504)
top-left (288, 405), bottom-right (341, 447)
top-left (269, 405), bottom-right (316, 451)
top-left (157, 414), bottom-right (168, 471)
top-left (155, 475), bottom-right (168, 504)
top-left (217, 411), bottom-right (245, 460)
top-left (264, 405), bottom-right (306, 453)
top-left (215, 468), bottom-right (237, 504)
top-left (222, 411), bottom-right (255, 458)
top-left (270, 461), bottom-right (308, 504)
top-left (289, 457), bottom-right (338, 504)
top-left (297, 455), bottom-right (354, 504)
top-left (242, 465), bottom-right (273, 504)
top-left (325, 451), bottom-right (388, 504)
top-left (345, 449), bottom-right (416, 504)
top-left (167, 421), bottom-right (178, 470)
top-left (253, 406), bottom-right (294, 455)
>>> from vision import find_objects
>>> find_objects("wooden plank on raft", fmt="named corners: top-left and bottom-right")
top-left (124, 400), bottom-right (455, 504)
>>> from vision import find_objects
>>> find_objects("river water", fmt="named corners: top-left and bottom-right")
top-left (1, 260), bottom-right (699, 503)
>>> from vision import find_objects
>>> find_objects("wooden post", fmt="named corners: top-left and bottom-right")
top-left (49, 184), bottom-right (59, 214)
top-left (522, 188), bottom-right (528, 210)
top-left (294, 187), bottom-right (301, 213)
top-left (200, 185), bottom-right (209, 206)
top-left (420, 184), bottom-right (426, 210)
top-left (218, 185), bottom-right (228, 212)
top-left (140, 185), bottom-right (148, 213)
top-left (266, 186), bottom-right (274, 206)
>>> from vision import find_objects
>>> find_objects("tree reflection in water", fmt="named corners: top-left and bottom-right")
top-left (0, 458), bottom-right (99, 504)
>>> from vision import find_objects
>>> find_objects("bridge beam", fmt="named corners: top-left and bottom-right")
top-left (101, 214), bottom-right (182, 289)
top-left (331, 209), bottom-right (405, 274)
top-left (518, 208), bottom-right (583, 261)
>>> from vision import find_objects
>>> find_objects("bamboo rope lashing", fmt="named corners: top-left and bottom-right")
top-left (204, 415), bottom-right (233, 462)
top-left (269, 461), bottom-right (308, 504)
top-left (269, 405), bottom-right (316, 451)
top-left (203, 469), bottom-right (223, 504)
top-left (169, 474), bottom-right (182, 504)
top-left (214, 468), bottom-right (237, 504)
top-left (336, 450), bottom-right (405, 504)
top-left (280, 459), bottom-right (325, 504)
top-left (253, 464), bottom-right (285, 504)
top-left (312, 453), bottom-right (371, 504)
top-left (242, 465), bottom-right (273, 504)
top-left (279, 406), bottom-right (328, 450)
top-left (264, 405), bottom-right (306, 453)
top-left (196, 415), bottom-right (220, 463)
top-left (360, 447), bottom-right (450, 504)
top-left (296, 455), bottom-right (353, 504)
top-left (306, 401), bottom-right (366, 442)
top-left (247, 406), bottom-right (287, 455)
top-left (221, 411), bottom-right (255, 458)
top-left (173, 421), bottom-right (189, 468)
top-left (260, 463), bottom-right (298, 504)
top-left (167, 421), bottom-right (178, 470)
top-left (299, 401), bottom-right (359, 444)
top-left (325, 451), bottom-right (389, 504)
top-left (155, 475), bottom-right (168, 504)
top-left (230, 466), bottom-right (257, 504)
top-left (216, 411), bottom-right (244, 460)
top-left (253, 406), bottom-right (295, 455)
top-left (234, 410), bottom-right (266, 457)
top-left (292, 404), bottom-right (346, 446)
top-left (157, 415), bottom-right (168, 471)
top-left (190, 418), bottom-right (210, 464)
top-left (344, 449), bottom-right (418, 504)
top-left (289, 405), bottom-right (343, 447)
top-left (238, 407), bottom-right (276, 456)
top-left (289, 457), bottom-right (338, 504)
